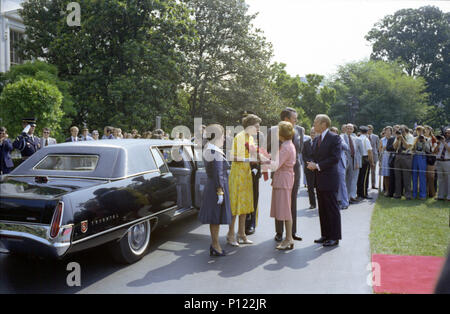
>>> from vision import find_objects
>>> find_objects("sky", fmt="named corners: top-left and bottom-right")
top-left (246, 0), bottom-right (450, 78)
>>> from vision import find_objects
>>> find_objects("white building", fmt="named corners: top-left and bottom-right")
top-left (0, 0), bottom-right (25, 73)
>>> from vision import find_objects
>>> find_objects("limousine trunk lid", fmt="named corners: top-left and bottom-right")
top-left (0, 176), bottom-right (104, 224)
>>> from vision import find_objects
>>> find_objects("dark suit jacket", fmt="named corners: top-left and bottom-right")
top-left (312, 130), bottom-right (342, 192)
top-left (302, 138), bottom-right (314, 164)
top-left (0, 139), bottom-right (14, 169)
top-left (65, 137), bottom-right (81, 142)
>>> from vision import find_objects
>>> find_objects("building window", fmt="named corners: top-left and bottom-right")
top-left (10, 29), bottom-right (24, 65)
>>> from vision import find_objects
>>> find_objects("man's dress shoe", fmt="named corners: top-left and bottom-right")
top-left (323, 240), bottom-right (339, 247)
top-left (314, 237), bottom-right (327, 244)
top-left (292, 234), bottom-right (303, 241)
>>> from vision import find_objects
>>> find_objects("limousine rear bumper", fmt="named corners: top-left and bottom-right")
top-left (0, 221), bottom-right (72, 258)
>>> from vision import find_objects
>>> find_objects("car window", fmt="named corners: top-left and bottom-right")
top-left (151, 148), bottom-right (169, 173)
top-left (159, 146), bottom-right (185, 168)
top-left (34, 155), bottom-right (99, 171)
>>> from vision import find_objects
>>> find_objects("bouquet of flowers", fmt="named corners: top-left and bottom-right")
top-left (245, 142), bottom-right (271, 181)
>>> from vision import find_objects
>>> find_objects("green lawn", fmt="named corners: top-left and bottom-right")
top-left (370, 196), bottom-right (450, 257)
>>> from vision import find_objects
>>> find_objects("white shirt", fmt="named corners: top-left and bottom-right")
top-left (360, 135), bottom-right (372, 156)
top-left (437, 141), bottom-right (449, 160)
top-left (320, 129), bottom-right (329, 142)
top-left (71, 136), bottom-right (78, 142)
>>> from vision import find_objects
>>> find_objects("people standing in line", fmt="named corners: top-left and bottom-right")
top-left (65, 126), bottom-right (81, 142)
top-left (198, 124), bottom-right (232, 257)
top-left (92, 130), bottom-right (100, 140)
top-left (393, 125), bottom-right (414, 199)
top-left (228, 114), bottom-right (261, 246)
top-left (267, 107), bottom-right (303, 243)
top-left (434, 127), bottom-right (450, 201)
top-left (411, 126), bottom-right (430, 200)
top-left (102, 126), bottom-right (115, 139)
top-left (379, 126), bottom-right (393, 196)
top-left (40, 127), bottom-right (57, 148)
top-left (0, 127), bottom-right (14, 174)
top-left (331, 127), bottom-right (349, 210)
top-left (368, 125), bottom-right (380, 189)
top-left (357, 126), bottom-right (374, 200)
top-left (266, 121), bottom-right (297, 250)
top-left (307, 114), bottom-right (342, 247)
top-left (386, 125), bottom-right (400, 197)
top-left (80, 127), bottom-right (94, 141)
top-left (13, 118), bottom-right (41, 160)
top-left (302, 127), bottom-right (317, 209)
top-left (424, 126), bottom-right (438, 198)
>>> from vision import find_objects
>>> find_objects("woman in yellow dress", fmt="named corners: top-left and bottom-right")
top-left (227, 114), bottom-right (262, 246)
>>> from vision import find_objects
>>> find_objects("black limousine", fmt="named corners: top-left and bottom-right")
top-left (0, 139), bottom-right (208, 263)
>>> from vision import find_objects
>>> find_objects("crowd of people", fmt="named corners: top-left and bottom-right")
top-left (0, 113), bottom-right (449, 258)
top-left (0, 117), bottom-right (173, 174)
top-left (198, 111), bottom-right (450, 257)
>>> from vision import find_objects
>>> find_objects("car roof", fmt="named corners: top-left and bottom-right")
top-left (10, 139), bottom-right (193, 180)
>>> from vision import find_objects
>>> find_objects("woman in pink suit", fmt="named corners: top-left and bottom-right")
top-left (265, 121), bottom-right (297, 250)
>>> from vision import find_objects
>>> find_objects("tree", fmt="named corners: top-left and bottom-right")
top-left (0, 78), bottom-right (64, 138)
top-left (0, 61), bottom-right (75, 137)
top-left (298, 74), bottom-right (336, 124)
top-left (183, 0), bottom-right (276, 127)
top-left (19, 0), bottom-right (196, 132)
top-left (328, 60), bottom-right (429, 132)
top-left (365, 5), bottom-right (450, 122)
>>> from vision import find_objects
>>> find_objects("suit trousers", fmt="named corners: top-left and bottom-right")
top-left (394, 154), bottom-right (412, 199)
top-left (357, 156), bottom-right (370, 198)
top-left (304, 166), bottom-right (316, 207)
top-left (246, 170), bottom-right (260, 230)
top-left (275, 164), bottom-right (300, 235)
top-left (370, 154), bottom-right (378, 187)
top-left (337, 164), bottom-right (349, 207)
top-left (317, 189), bottom-right (342, 240)
top-left (436, 160), bottom-right (450, 200)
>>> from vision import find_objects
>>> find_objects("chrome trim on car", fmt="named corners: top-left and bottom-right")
top-left (5, 169), bottom-right (160, 182)
top-left (71, 205), bottom-right (179, 245)
top-left (0, 221), bottom-right (73, 257)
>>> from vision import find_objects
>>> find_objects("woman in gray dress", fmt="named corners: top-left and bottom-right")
top-left (198, 124), bottom-right (232, 256)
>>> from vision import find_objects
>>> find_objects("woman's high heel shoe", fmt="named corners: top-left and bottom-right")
top-left (276, 241), bottom-right (294, 250)
top-left (237, 234), bottom-right (253, 245)
top-left (210, 245), bottom-right (226, 256)
top-left (227, 235), bottom-right (239, 247)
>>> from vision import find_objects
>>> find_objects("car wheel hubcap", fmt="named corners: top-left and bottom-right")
top-left (128, 221), bottom-right (149, 255)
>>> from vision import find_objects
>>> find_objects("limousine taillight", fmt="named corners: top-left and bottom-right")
top-left (50, 202), bottom-right (64, 238)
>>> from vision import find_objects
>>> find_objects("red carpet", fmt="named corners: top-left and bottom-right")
top-left (371, 254), bottom-right (445, 294)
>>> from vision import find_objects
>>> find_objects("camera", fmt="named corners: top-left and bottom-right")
top-left (436, 135), bottom-right (444, 141)
top-left (418, 135), bottom-right (425, 142)
top-left (396, 130), bottom-right (402, 135)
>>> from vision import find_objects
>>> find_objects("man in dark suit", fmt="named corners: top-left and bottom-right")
top-left (13, 118), bottom-right (41, 160)
top-left (268, 107), bottom-right (304, 242)
top-left (307, 114), bottom-right (342, 247)
top-left (302, 127), bottom-right (317, 209)
top-left (0, 127), bottom-right (14, 174)
top-left (65, 126), bottom-right (81, 142)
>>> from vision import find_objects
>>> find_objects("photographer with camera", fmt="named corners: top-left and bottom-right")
top-left (412, 126), bottom-right (431, 200)
top-left (393, 125), bottom-right (414, 199)
top-left (434, 127), bottom-right (450, 201)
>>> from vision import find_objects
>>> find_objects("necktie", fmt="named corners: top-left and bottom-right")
top-left (317, 135), bottom-right (322, 148)
top-left (45, 139), bottom-right (48, 146)
top-left (348, 134), bottom-right (355, 157)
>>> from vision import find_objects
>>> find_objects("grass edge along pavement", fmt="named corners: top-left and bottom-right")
top-left (370, 195), bottom-right (450, 257)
